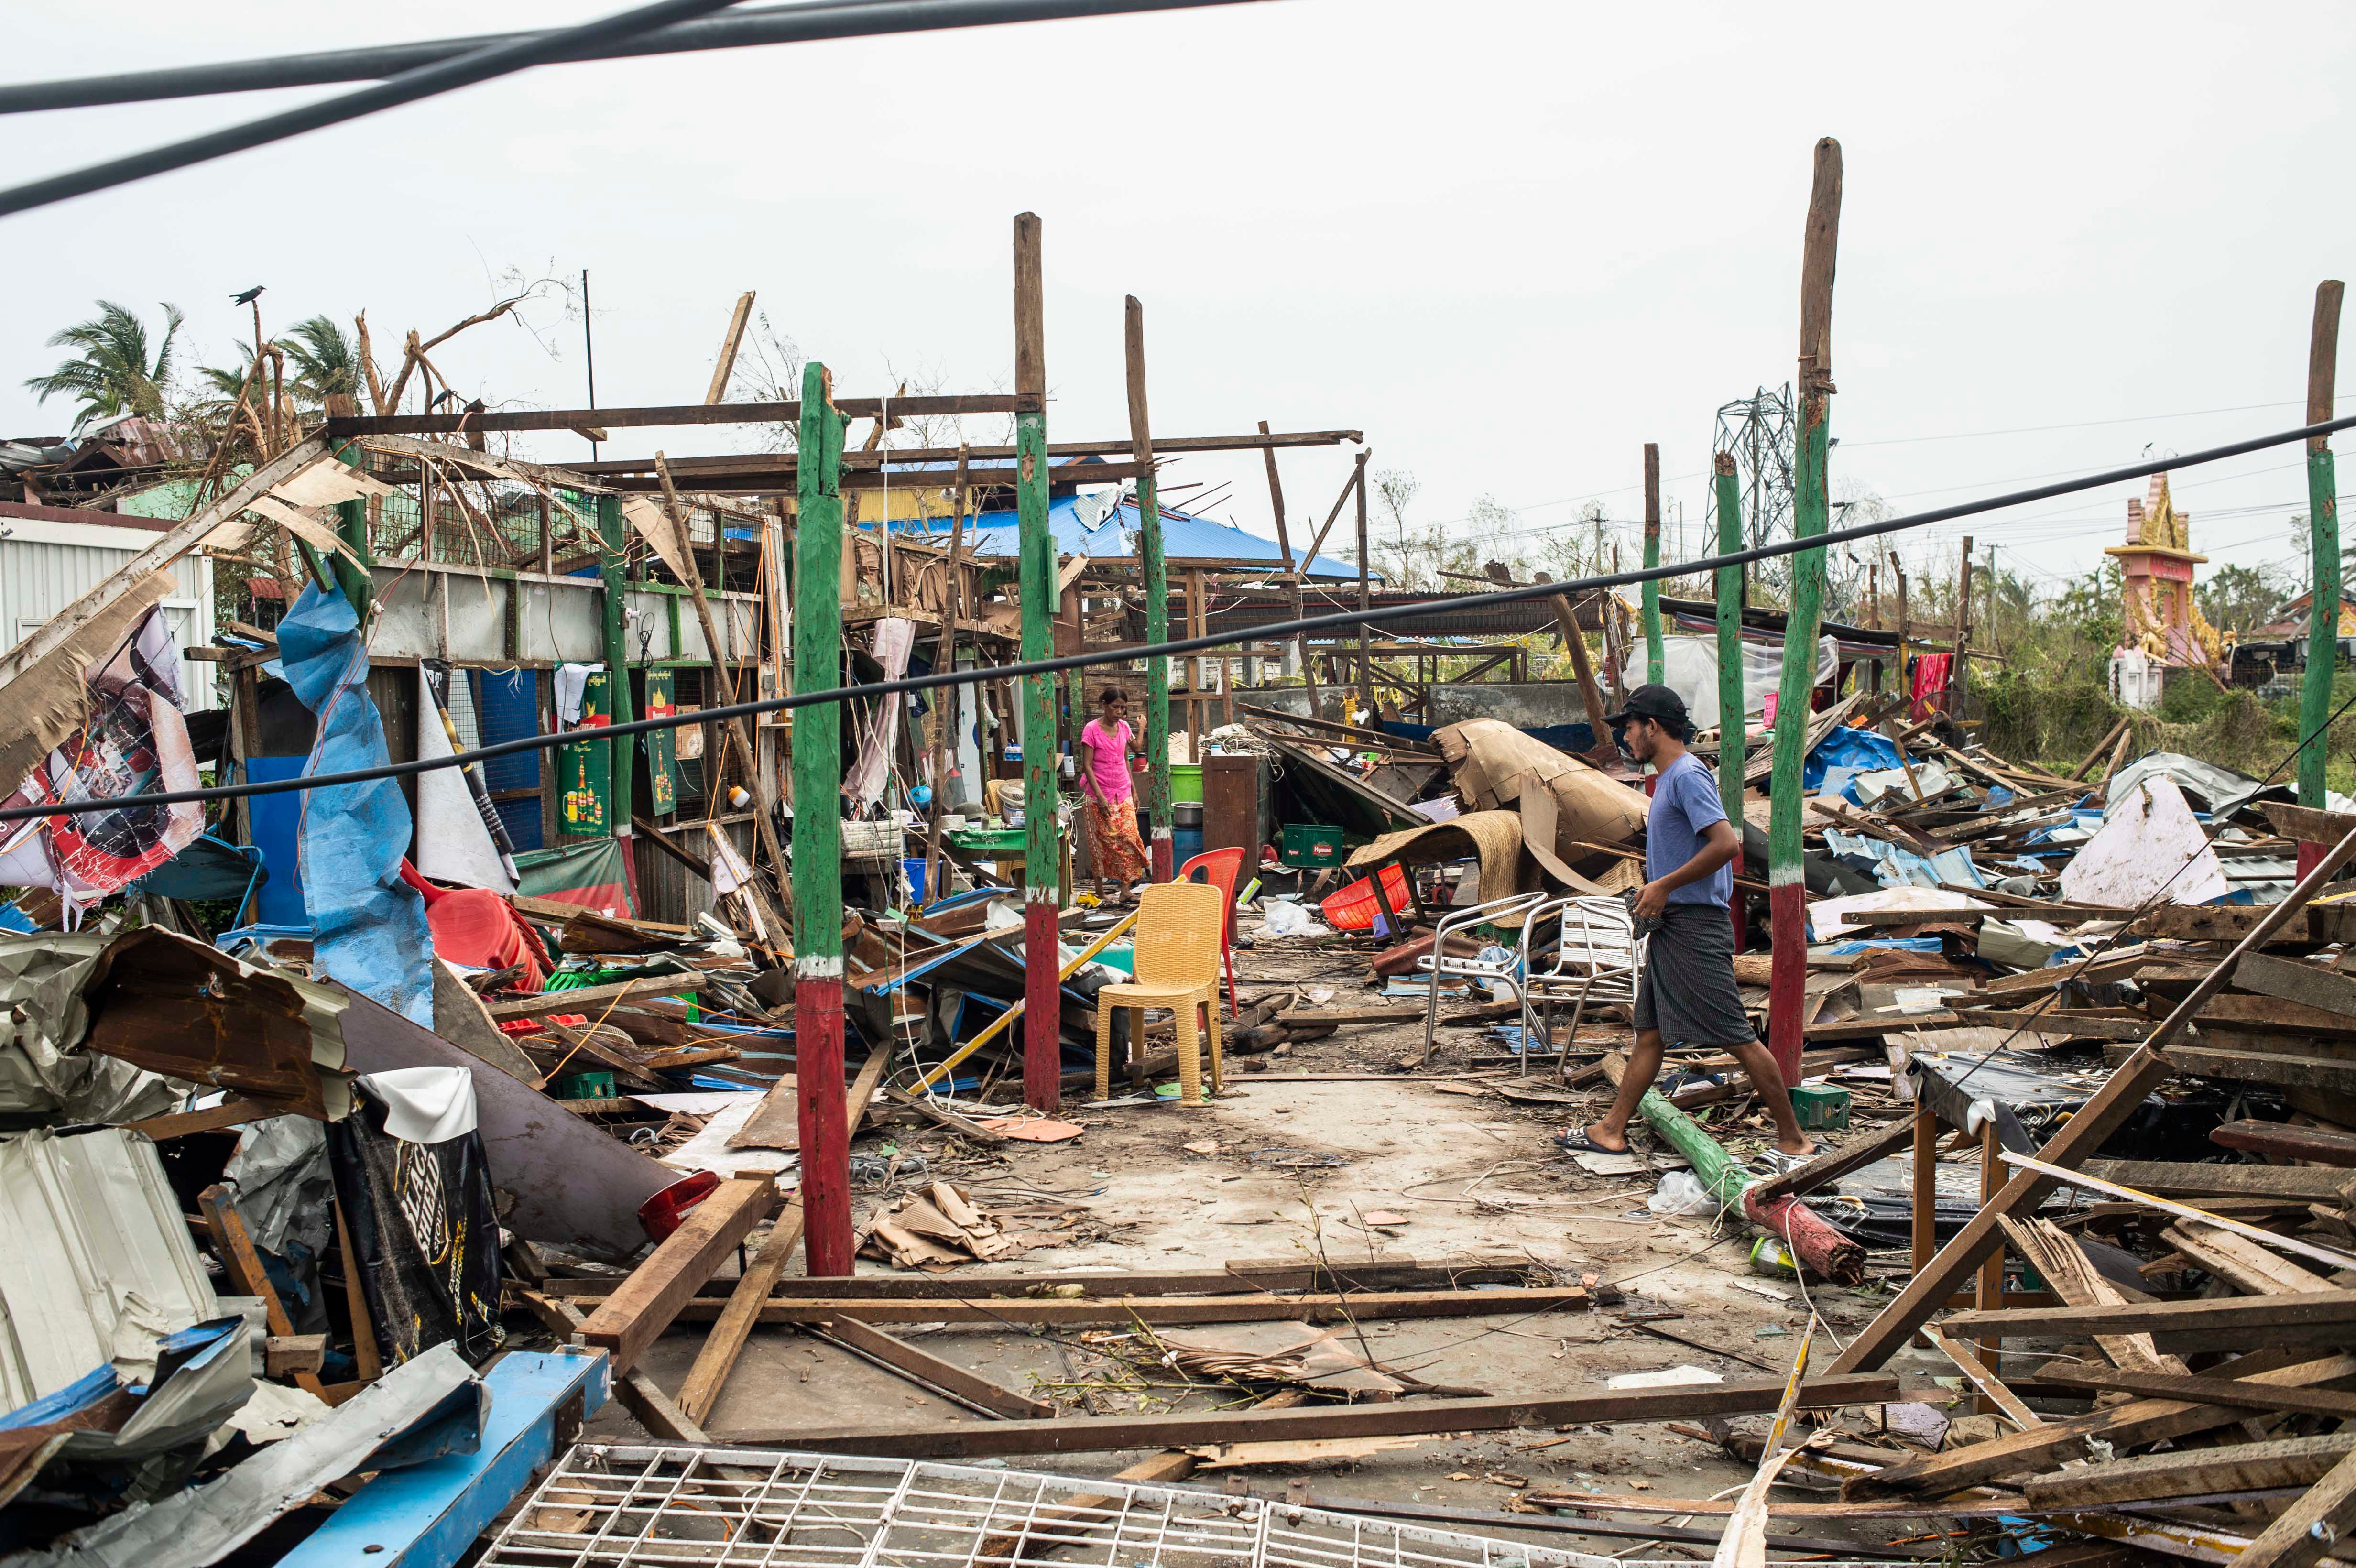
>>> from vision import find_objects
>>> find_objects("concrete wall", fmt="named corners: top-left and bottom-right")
top-left (1425, 681), bottom-right (1595, 729)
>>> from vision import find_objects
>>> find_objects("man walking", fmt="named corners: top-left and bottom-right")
top-left (1561, 684), bottom-right (1817, 1165)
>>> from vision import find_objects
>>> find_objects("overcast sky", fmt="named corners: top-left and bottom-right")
top-left (6, 1), bottom-right (2353, 603)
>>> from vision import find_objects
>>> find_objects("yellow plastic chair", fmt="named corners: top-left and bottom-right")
top-left (1094, 880), bottom-right (1227, 1105)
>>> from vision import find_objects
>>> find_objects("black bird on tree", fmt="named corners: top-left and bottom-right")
top-left (230, 285), bottom-right (264, 306)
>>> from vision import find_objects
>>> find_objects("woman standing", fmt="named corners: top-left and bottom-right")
top-left (1078, 686), bottom-right (1151, 903)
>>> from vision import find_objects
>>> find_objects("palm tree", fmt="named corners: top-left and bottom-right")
top-left (22, 300), bottom-right (183, 429)
top-left (277, 314), bottom-right (358, 407)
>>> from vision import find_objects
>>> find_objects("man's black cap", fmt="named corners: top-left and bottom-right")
top-left (1603, 683), bottom-right (1689, 729)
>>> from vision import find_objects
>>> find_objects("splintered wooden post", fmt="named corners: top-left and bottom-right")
top-left (1767, 136), bottom-right (1842, 1086)
top-left (790, 361), bottom-right (853, 1275)
top-left (2301, 280), bottom-right (2345, 877)
top-left (1354, 452), bottom-right (1374, 717)
top-left (1127, 296), bottom-right (1172, 882)
top-left (1260, 420), bottom-right (1322, 719)
top-left (1952, 535), bottom-right (1974, 719)
top-left (598, 491), bottom-right (639, 905)
top-left (1643, 442), bottom-right (1664, 685)
top-left (1714, 453), bottom-right (1746, 949)
top-left (1015, 214), bottom-right (1061, 1113)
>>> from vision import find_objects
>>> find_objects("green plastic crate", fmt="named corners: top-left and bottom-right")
top-left (552, 1070), bottom-right (617, 1102)
top-left (1280, 822), bottom-right (1346, 870)
top-left (1789, 1083), bottom-right (1851, 1131)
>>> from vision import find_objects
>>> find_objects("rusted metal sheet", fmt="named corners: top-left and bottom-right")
top-left (78, 928), bottom-right (351, 1121)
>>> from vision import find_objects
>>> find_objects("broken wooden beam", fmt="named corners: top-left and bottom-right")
top-left (2021, 1432), bottom-right (2356, 1511)
top-left (713, 1373), bottom-right (1901, 1458)
top-left (652, 1285), bottom-right (1596, 1328)
top-left (2031, 1367), bottom-right (2356, 1420)
top-left (531, 1254), bottom-right (1549, 1301)
top-left (814, 1315), bottom-right (1055, 1419)
top-left (518, 1289), bottom-right (709, 1444)
top-left (1940, 1291), bottom-right (2356, 1354)
top-left (574, 1171), bottom-right (779, 1372)
top-left (2210, 1118), bottom-right (2356, 1167)
top-left (1746, 1118), bottom-right (1914, 1206)
top-left (2079, 1159), bottom-right (2354, 1202)
top-left (2231, 1443), bottom-right (2356, 1568)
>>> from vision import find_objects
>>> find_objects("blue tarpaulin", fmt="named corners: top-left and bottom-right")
top-left (894, 495), bottom-right (1365, 580)
top-left (279, 583), bottom-right (433, 1024)
top-left (1803, 724), bottom-right (1905, 792)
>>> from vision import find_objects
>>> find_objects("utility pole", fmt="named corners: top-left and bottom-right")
top-left (1354, 450), bottom-right (1374, 719)
top-left (1014, 214), bottom-right (1061, 1114)
top-left (1714, 452), bottom-right (1745, 951)
top-left (1643, 443), bottom-right (1664, 685)
top-left (1126, 297), bottom-right (1172, 882)
top-left (2301, 280), bottom-right (2345, 877)
top-left (1767, 137), bottom-right (1842, 1087)
top-left (790, 361), bottom-right (851, 1275)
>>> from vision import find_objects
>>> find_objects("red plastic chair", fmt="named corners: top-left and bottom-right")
top-left (1177, 845), bottom-right (1245, 1016)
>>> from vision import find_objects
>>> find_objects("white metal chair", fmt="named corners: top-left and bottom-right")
top-left (1521, 895), bottom-right (1644, 1078)
top-left (1416, 890), bottom-right (1553, 1062)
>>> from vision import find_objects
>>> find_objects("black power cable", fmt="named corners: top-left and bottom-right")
top-left (0, 0), bottom-right (778, 218)
top-left (9, 405), bottom-right (2356, 825)
top-left (0, 0), bottom-right (1265, 117)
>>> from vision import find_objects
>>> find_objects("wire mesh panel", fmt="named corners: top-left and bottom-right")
top-left (481, 1448), bottom-right (1912, 1568)
top-left (484, 1448), bottom-right (1565, 1568)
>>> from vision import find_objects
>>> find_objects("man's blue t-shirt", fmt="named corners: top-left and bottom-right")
top-left (1645, 750), bottom-right (1733, 905)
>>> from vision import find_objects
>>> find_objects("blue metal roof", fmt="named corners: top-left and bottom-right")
top-left (877, 496), bottom-right (1363, 579)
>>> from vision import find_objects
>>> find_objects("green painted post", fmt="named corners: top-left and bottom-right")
top-left (1767, 137), bottom-right (1842, 1086)
top-left (1642, 442), bottom-right (1664, 686)
top-left (1014, 214), bottom-right (1061, 1113)
top-left (1714, 453), bottom-right (1745, 949)
top-left (1126, 296), bottom-right (1172, 882)
top-left (2300, 280), bottom-right (2345, 875)
top-left (790, 361), bottom-right (853, 1275)
top-left (596, 491), bottom-right (637, 889)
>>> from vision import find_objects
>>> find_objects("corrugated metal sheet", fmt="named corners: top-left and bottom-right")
top-left (0, 1126), bottom-right (221, 1408)
top-left (0, 517), bottom-right (217, 710)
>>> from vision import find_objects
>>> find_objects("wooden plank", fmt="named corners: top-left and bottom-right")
top-left (663, 1285), bottom-right (1596, 1328)
top-left (2210, 1118), bottom-right (2356, 1167)
top-left (1847, 1350), bottom-right (2356, 1497)
top-left (2032, 1368), bottom-right (2356, 1420)
top-left (1274, 1005), bottom-right (1427, 1026)
top-left (2233, 951), bottom-right (2356, 1021)
top-left (1939, 1292), bottom-right (2356, 1353)
top-left (1747, 1118), bottom-right (1914, 1206)
top-left (2021, 1433), bottom-right (2356, 1510)
top-left (2167, 1044), bottom-right (2356, 1095)
top-left (675, 1041), bottom-right (892, 1423)
top-left (484, 974), bottom-right (704, 1018)
top-left (121, 1096), bottom-right (284, 1141)
top-left (332, 1199), bottom-right (382, 1384)
top-left (2231, 1444), bottom-right (2356, 1568)
top-left (711, 1373), bottom-right (1901, 1457)
top-left (2127, 904), bottom-right (2310, 944)
top-left (534, 1255), bottom-right (1545, 1301)
top-left (198, 1183), bottom-right (327, 1396)
top-left (817, 1315), bottom-right (1055, 1418)
top-left (1949, 1008), bottom-right (2146, 1040)
top-left (2196, 991), bottom-right (2356, 1039)
top-left (1922, 1324), bottom-right (2043, 1430)
top-left (2161, 1220), bottom-right (2336, 1295)
top-left (2262, 801), bottom-right (2356, 847)
top-left (574, 1172), bottom-right (780, 1373)
top-left (2080, 1159), bottom-right (2352, 1202)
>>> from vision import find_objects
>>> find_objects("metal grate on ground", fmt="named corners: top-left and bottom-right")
top-left (479, 1447), bottom-right (1904, 1568)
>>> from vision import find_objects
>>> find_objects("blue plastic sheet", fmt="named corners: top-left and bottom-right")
top-left (1802, 725), bottom-right (1905, 792)
top-left (278, 583), bottom-right (433, 1024)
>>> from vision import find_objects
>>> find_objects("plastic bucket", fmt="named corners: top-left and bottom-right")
top-left (903, 857), bottom-right (928, 905)
top-left (1171, 764), bottom-right (1205, 803)
top-left (1320, 864), bottom-right (1413, 933)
